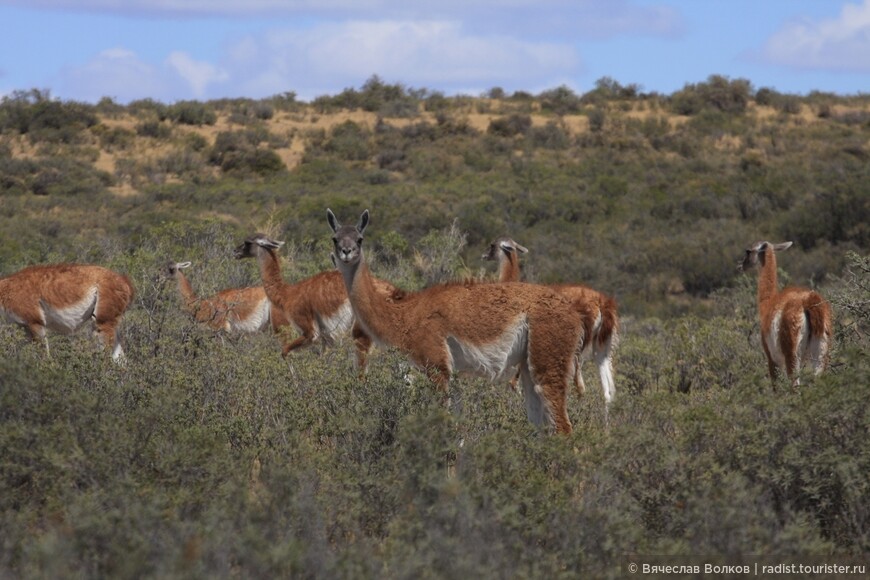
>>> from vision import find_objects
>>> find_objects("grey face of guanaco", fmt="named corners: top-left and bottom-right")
top-left (327, 209), bottom-right (368, 266)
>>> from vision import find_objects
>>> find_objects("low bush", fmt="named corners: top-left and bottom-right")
top-left (1, 305), bottom-right (865, 577)
top-left (487, 114), bottom-right (532, 137)
top-left (167, 101), bottom-right (217, 126)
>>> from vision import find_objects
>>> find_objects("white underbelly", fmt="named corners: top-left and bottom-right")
top-left (316, 302), bottom-right (353, 342)
top-left (447, 318), bottom-right (528, 381)
top-left (41, 288), bottom-right (98, 334)
top-left (228, 301), bottom-right (271, 333)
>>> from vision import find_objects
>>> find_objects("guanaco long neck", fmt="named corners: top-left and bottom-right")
top-left (757, 246), bottom-right (780, 309)
top-left (498, 252), bottom-right (521, 283)
top-left (256, 247), bottom-right (289, 305)
top-left (340, 253), bottom-right (404, 348)
top-left (174, 271), bottom-right (200, 313)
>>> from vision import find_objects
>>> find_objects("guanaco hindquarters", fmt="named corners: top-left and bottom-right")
top-left (483, 236), bottom-right (618, 405)
top-left (739, 241), bottom-right (833, 388)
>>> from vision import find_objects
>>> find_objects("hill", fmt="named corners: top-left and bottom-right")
top-left (1, 79), bottom-right (868, 315)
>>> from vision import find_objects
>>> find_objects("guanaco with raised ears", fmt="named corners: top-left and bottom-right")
top-left (234, 234), bottom-right (373, 371)
top-left (482, 237), bottom-right (619, 405)
top-left (739, 241), bottom-right (833, 388)
top-left (328, 209), bottom-right (587, 434)
top-left (0, 263), bottom-right (134, 362)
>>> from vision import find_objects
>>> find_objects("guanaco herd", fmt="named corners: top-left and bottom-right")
top-left (0, 210), bottom-right (834, 434)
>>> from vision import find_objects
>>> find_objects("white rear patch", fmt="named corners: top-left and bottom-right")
top-left (765, 309), bottom-right (785, 367)
top-left (41, 288), bottom-right (98, 334)
top-left (581, 310), bottom-right (603, 361)
top-left (766, 308), bottom-right (812, 377)
top-left (794, 314), bottom-right (809, 373)
top-left (446, 317), bottom-right (528, 381)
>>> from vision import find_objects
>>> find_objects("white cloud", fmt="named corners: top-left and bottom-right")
top-left (166, 52), bottom-right (229, 98)
top-left (56, 47), bottom-right (172, 102)
top-left (7, 0), bottom-right (681, 102)
top-left (49, 18), bottom-right (583, 102)
top-left (225, 20), bottom-right (581, 99)
top-left (760, 0), bottom-right (870, 71)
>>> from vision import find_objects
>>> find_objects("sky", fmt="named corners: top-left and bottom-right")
top-left (0, 0), bottom-right (868, 104)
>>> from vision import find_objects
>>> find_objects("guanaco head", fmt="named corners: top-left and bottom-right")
top-left (481, 237), bottom-right (528, 262)
top-left (234, 234), bottom-right (285, 260)
top-left (164, 261), bottom-right (192, 277)
top-left (327, 209), bottom-right (369, 266)
top-left (738, 241), bottom-right (793, 272)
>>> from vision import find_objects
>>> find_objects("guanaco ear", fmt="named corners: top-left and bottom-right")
top-left (256, 237), bottom-right (284, 250)
top-left (357, 209), bottom-right (369, 234)
top-left (177, 261), bottom-right (192, 269)
top-left (773, 241), bottom-right (793, 252)
top-left (499, 239), bottom-right (529, 255)
top-left (327, 208), bottom-right (340, 232)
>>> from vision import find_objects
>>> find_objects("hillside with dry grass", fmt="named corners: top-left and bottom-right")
top-left (2, 78), bottom-right (868, 315)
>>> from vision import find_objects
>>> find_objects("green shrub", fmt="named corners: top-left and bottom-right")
top-left (220, 149), bottom-right (285, 175)
top-left (538, 85), bottom-right (583, 115)
top-left (135, 120), bottom-right (172, 139)
top-left (528, 121), bottom-right (570, 149)
top-left (587, 107), bottom-right (606, 132)
top-left (487, 114), bottom-right (532, 137)
top-left (29, 157), bottom-right (113, 196)
top-left (94, 125), bottom-right (135, 151)
top-left (167, 101), bottom-right (217, 126)
top-left (670, 75), bottom-right (752, 115)
top-left (0, 90), bottom-right (98, 143)
top-left (325, 121), bottom-right (372, 161)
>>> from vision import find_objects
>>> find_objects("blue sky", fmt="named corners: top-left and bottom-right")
top-left (0, 1), bottom-right (868, 103)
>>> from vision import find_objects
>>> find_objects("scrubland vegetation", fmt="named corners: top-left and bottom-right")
top-left (1, 76), bottom-right (868, 577)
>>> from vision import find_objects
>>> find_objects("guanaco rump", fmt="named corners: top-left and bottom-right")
top-left (163, 260), bottom-right (290, 336)
top-left (328, 209), bottom-right (587, 434)
top-left (739, 241), bottom-right (833, 388)
top-left (482, 237), bottom-right (619, 406)
top-left (234, 233), bottom-right (373, 370)
top-left (0, 263), bottom-right (134, 362)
